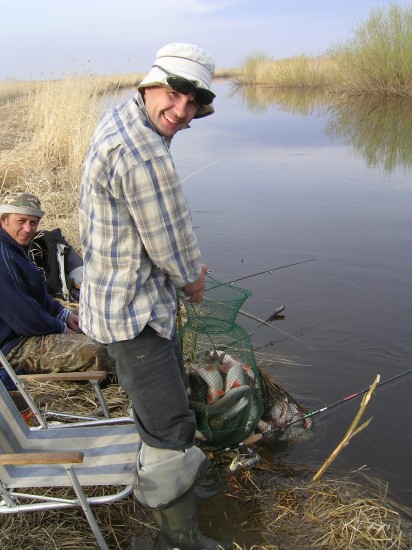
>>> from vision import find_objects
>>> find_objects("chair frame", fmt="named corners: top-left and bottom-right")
top-left (0, 379), bottom-right (141, 549)
top-left (0, 350), bottom-right (133, 429)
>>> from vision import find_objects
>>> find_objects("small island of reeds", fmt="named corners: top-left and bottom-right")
top-left (237, 2), bottom-right (412, 97)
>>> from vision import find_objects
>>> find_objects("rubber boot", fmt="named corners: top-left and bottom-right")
top-left (194, 458), bottom-right (227, 501)
top-left (153, 488), bottom-right (232, 550)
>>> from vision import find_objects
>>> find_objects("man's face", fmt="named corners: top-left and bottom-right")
top-left (143, 86), bottom-right (199, 139)
top-left (1, 213), bottom-right (40, 246)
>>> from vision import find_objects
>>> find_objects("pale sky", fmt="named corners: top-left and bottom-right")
top-left (1, 0), bottom-right (410, 80)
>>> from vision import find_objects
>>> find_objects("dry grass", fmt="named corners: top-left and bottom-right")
top-left (257, 466), bottom-right (412, 549)
top-left (0, 77), bottom-right (104, 249)
top-left (237, 54), bottom-right (337, 89)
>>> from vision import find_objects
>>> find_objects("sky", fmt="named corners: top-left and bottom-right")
top-left (1, 0), bottom-right (410, 81)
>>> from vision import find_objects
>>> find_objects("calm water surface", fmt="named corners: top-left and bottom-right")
top-left (111, 83), bottom-right (412, 529)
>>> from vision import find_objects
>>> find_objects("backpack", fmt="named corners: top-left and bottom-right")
top-left (29, 228), bottom-right (83, 302)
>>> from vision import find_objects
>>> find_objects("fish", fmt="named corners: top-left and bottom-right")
top-left (188, 363), bottom-right (224, 404)
top-left (195, 429), bottom-right (208, 442)
top-left (191, 384), bottom-right (251, 415)
top-left (208, 350), bottom-right (256, 390)
top-left (244, 394), bottom-right (261, 433)
top-left (257, 419), bottom-right (273, 432)
top-left (224, 361), bottom-right (247, 391)
top-left (269, 398), bottom-right (290, 428)
top-left (259, 397), bottom-right (313, 441)
top-left (209, 394), bottom-right (250, 430)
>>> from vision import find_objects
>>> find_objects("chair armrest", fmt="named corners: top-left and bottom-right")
top-left (18, 371), bottom-right (108, 383)
top-left (0, 452), bottom-right (84, 465)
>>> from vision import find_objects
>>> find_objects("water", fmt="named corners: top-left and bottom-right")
top-left (170, 82), bottom-right (412, 511)
top-left (109, 83), bottom-right (412, 515)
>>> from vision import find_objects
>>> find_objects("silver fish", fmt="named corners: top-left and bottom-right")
top-left (188, 362), bottom-right (224, 404)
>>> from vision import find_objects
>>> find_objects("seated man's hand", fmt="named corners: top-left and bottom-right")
top-left (66, 313), bottom-right (80, 333)
top-left (181, 264), bottom-right (208, 304)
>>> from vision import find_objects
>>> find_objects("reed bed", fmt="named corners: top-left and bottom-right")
top-left (329, 3), bottom-right (412, 97)
top-left (0, 76), bottom-right (104, 247)
top-left (237, 3), bottom-right (412, 97)
top-left (237, 54), bottom-right (337, 89)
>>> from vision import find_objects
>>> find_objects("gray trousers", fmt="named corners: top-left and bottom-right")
top-left (108, 326), bottom-right (196, 451)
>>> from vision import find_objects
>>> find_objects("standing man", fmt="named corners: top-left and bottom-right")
top-left (0, 192), bottom-right (112, 373)
top-left (79, 44), bottom-right (231, 549)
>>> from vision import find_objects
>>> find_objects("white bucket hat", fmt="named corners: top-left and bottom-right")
top-left (138, 43), bottom-right (216, 119)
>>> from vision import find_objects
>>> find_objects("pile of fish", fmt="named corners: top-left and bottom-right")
top-left (188, 349), bottom-right (312, 444)
top-left (187, 350), bottom-right (262, 445)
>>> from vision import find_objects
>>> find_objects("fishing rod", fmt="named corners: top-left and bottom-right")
top-left (239, 305), bottom-right (286, 336)
top-left (207, 258), bottom-right (319, 289)
top-left (241, 305), bottom-right (314, 351)
top-left (208, 367), bottom-right (412, 459)
top-left (242, 367), bottom-right (412, 447)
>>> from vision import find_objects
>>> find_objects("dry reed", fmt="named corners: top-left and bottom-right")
top-left (0, 77), bottom-right (104, 249)
top-left (238, 54), bottom-right (337, 89)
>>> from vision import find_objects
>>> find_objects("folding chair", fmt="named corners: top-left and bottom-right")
top-left (0, 350), bottom-right (133, 429)
top-left (0, 379), bottom-right (141, 549)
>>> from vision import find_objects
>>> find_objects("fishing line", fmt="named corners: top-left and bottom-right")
top-left (244, 367), bottom-right (412, 445)
top-left (323, 261), bottom-right (398, 315)
top-left (180, 159), bottom-right (222, 183)
top-left (206, 258), bottom-right (319, 290)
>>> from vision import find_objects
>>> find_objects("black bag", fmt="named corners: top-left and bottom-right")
top-left (29, 228), bottom-right (83, 302)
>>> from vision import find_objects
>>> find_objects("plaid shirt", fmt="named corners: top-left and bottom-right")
top-left (79, 93), bottom-right (202, 343)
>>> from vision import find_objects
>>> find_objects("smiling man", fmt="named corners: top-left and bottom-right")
top-left (79, 44), bottom-right (231, 549)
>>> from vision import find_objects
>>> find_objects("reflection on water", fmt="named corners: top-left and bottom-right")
top-left (232, 85), bottom-right (412, 172)
top-left (325, 95), bottom-right (412, 172)
top-left (233, 83), bottom-right (327, 116)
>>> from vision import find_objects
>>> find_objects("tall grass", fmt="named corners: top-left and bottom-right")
top-left (238, 53), bottom-right (337, 88)
top-left (330, 3), bottom-right (412, 96)
top-left (0, 77), bottom-right (105, 244)
top-left (239, 2), bottom-right (412, 96)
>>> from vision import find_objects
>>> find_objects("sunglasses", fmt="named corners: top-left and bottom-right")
top-left (152, 64), bottom-right (215, 106)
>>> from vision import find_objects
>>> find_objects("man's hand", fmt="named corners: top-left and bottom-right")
top-left (181, 264), bottom-right (208, 304)
top-left (66, 313), bottom-right (80, 333)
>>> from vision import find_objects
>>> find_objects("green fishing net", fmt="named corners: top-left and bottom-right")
top-left (178, 276), bottom-right (264, 447)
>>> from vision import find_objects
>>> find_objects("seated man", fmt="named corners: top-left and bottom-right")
top-left (0, 192), bottom-right (113, 373)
